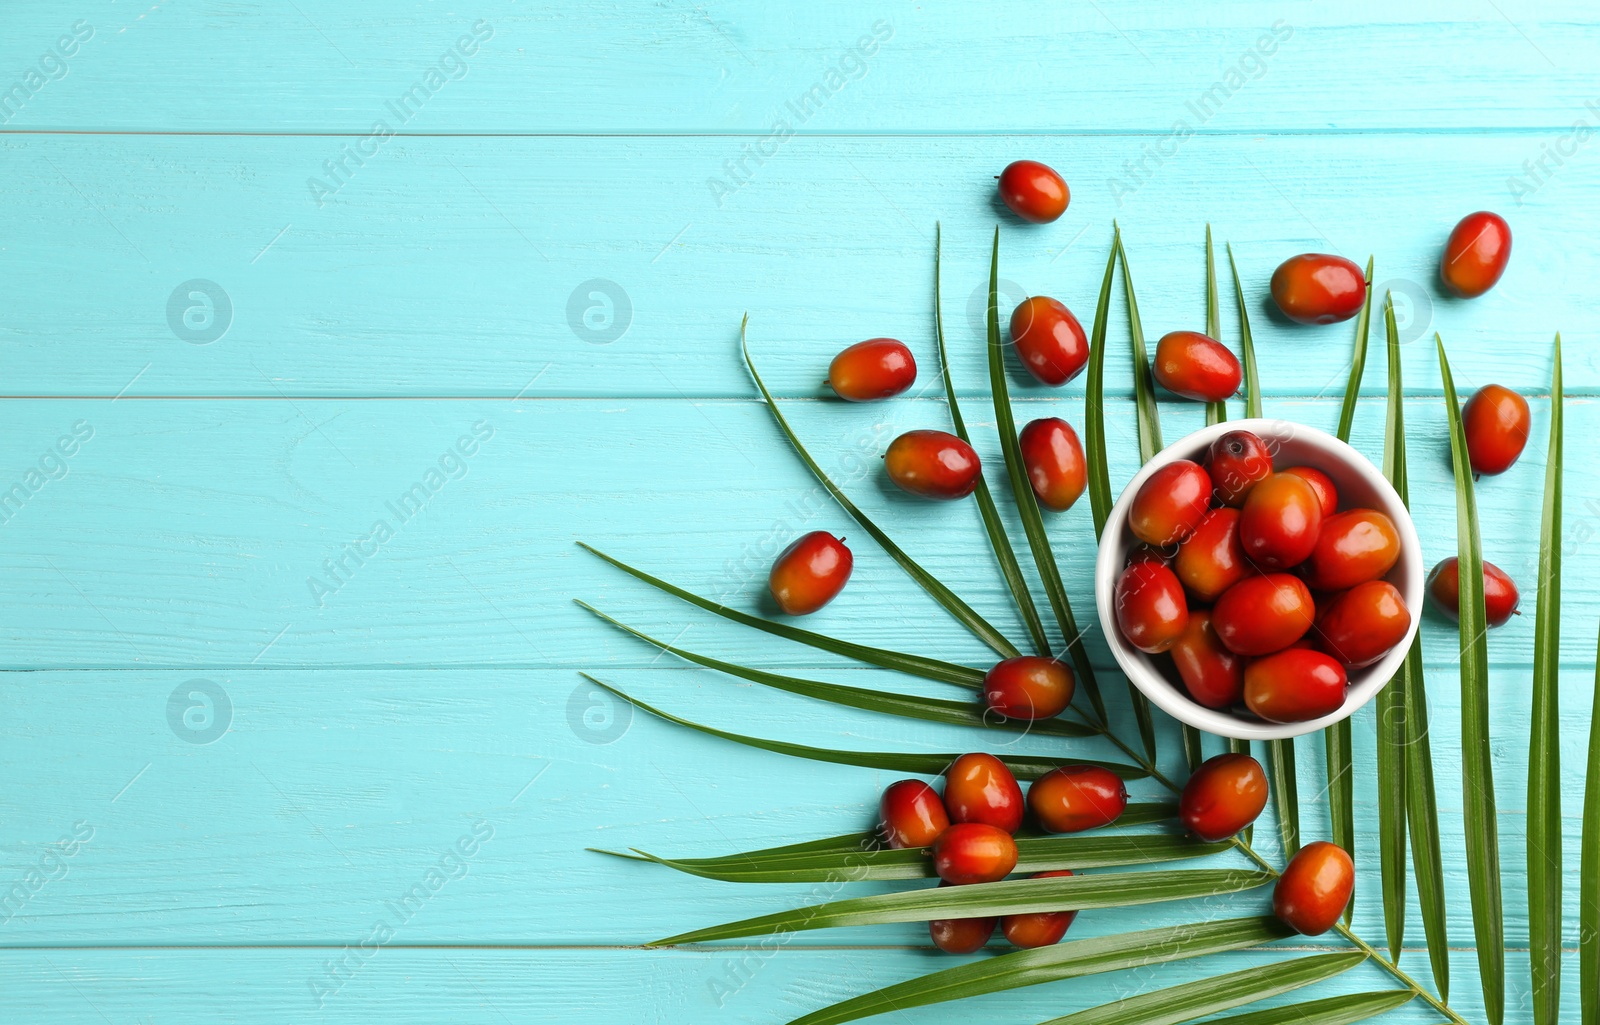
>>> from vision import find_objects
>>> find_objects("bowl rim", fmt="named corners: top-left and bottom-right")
top-left (1092, 417), bottom-right (1425, 741)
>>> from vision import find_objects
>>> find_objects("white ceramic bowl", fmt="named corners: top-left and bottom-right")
top-left (1093, 418), bottom-right (1424, 741)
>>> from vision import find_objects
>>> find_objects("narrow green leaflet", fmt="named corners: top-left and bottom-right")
top-left (1115, 231), bottom-right (1159, 759)
top-left (1199, 991), bottom-right (1415, 1025)
top-left (1226, 243), bottom-right (1263, 418)
top-left (1528, 334), bottom-right (1564, 1025)
top-left (1034, 952), bottom-right (1367, 1025)
top-left (577, 602), bottom-right (1092, 737)
top-left (785, 916), bottom-right (1292, 1025)
top-left (577, 543), bottom-right (984, 687)
top-left (1084, 227), bottom-right (1120, 536)
top-left (1267, 737), bottom-right (1300, 856)
top-left (1438, 334), bottom-right (1505, 1023)
top-left (934, 223), bottom-right (1051, 657)
top-left (582, 674), bottom-right (1147, 780)
top-left (1182, 726), bottom-right (1204, 773)
top-left (1205, 224), bottom-right (1227, 425)
top-left (984, 227), bottom-right (1107, 723)
top-left (1584, 617), bottom-right (1600, 1025)
top-left (1334, 257), bottom-right (1375, 442)
top-left (742, 315), bottom-right (1020, 658)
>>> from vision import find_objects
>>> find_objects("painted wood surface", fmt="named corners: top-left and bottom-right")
top-left (0, 2), bottom-right (1594, 1023)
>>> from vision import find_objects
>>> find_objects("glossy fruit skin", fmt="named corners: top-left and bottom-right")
top-left (1274, 841), bottom-right (1355, 935)
top-left (1426, 557), bottom-right (1521, 627)
top-left (1114, 562), bottom-right (1189, 654)
top-left (1179, 753), bottom-right (1268, 842)
top-left (929, 905), bottom-right (997, 953)
top-left (1440, 211), bottom-right (1511, 299)
top-left (878, 780), bottom-right (950, 850)
top-left (1019, 418), bottom-right (1087, 511)
top-left (1239, 473), bottom-right (1324, 570)
top-left (932, 822), bottom-right (1018, 884)
top-left (768, 532), bottom-right (853, 615)
top-left (1001, 871), bottom-right (1078, 947)
top-left (1207, 431), bottom-right (1274, 506)
top-left (1128, 460), bottom-right (1213, 546)
top-left (827, 338), bottom-right (916, 401)
top-left (1282, 466), bottom-right (1338, 517)
top-left (1010, 297), bottom-right (1089, 386)
top-left (1169, 609), bottom-right (1245, 709)
top-left (885, 430), bottom-right (982, 500)
top-left (1316, 581), bottom-right (1412, 668)
top-left (1301, 509), bottom-right (1400, 591)
top-left (1175, 508), bottom-right (1249, 602)
top-left (1270, 254), bottom-right (1367, 325)
top-left (1153, 331), bottom-right (1242, 402)
top-left (1028, 765), bottom-right (1129, 833)
top-left (1212, 573), bottom-right (1315, 656)
top-left (1244, 648), bottom-right (1348, 723)
top-left (998, 160), bottom-right (1069, 223)
top-left (984, 656), bottom-right (1075, 721)
top-left (944, 753), bottom-right (1025, 833)
top-left (1462, 384), bottom-right (1531, 475)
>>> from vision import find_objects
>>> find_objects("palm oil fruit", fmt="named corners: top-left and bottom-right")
top-left (984, 656), bottom-right (1074, 721)
top-left (1175, 508), bottom-right (1248, 602)
top-left (1000, 871), bottom-right (1078, 948)
top-left (1152, 331), bottom-right (1242, 402)
top-left (1269, 254), bottom-right (1367, 324)
top-left (1168, 609), bottom-right (1244, 710)
top-left (1179, 753), bottom-right (1268, 842)
top-left (826, 338), bottom-right (916, 401)
top-left (1027, 765), bottom-right (1128, 833)
top-left (878, 780), bottom-right (950, 850)
top-left (997, 160), bottom-right (1069, 224)
top-left (1207, 430), bottom-right (1274, 506)
top-left (1315, 581), bottom-right (1412, 668)
top-left (1128, 459), bottom-right (1213, 546)
top-left (929, 905), bottom-right (997, 953)
top-left (1461, 384), bottom-right (1531, 475)
top-left (1114, 561), bottom-right (1189, 654)
top-left (932, 822), bottom-right (1018, 885)
top-left (1009, 296), bottom-right (1089, 385)
top-left (768, 531), bottom-right (853, 615)
top-left (885, 429), bottom-right (982, 500)
top-left (1244, 648), bottom-right (1348, 723)
top-left (1019, 417), bottom-right (1087, 512)
top-left (1212, 573), bottom-right (1315, 655)
top-left (944, 753), bottom-right (1025, 833)
top-left (1282, 465), bottom-right (1338, 517)
top-left (1440, 211), bottom-right (1511, 299)
top-left (1239, 472), bottom-right (1323, 570)
top-left (1273, 841), bottom-right (1355, 935)
top-left (1426, 556), bottom-right (1521, 627)
top-left (1300, 509), bottom-right (1400, 591)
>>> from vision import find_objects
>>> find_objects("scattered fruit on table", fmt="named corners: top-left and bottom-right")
top-left (1019, 417), bottom-right (1087, 511)
top-left (826, 337), bottom-right (917, 401)
top-left (1300, 509), bottom-right (1401, 591)
top-left (1027, 765), bottom-right (1129, 833)
top-left (768, 531), bottom-right (853, 615)
top-left (997, 160), bottom-right (1069, 223)
top-left (1426, 556), bottom-right (1521, 626)
top-left (1000, 871), bottom-right (1079, 947)
top-left (1152, 330), bottom-right (1242, 402)
top-left (1461, 383), bottom-right (1531, 475)
top-left (1179, 753), bottom-right (1268, 841)
top-left (1207, 430), bottom-right (1274, 506)
top-left (943, 753), bottom-right (1025, 833)
top-left (1128, 460), bottom-right (1212, 545)
top-left (928, 906), bottom-right (997, 953)
top-left (1269, 253), bottom-right (1368, 324)
top-left (1440, 211), bottom-right (1512, 298)
top-left (1114, 560), bottom-right (1190, 654)
top-left (983, 656), bottom-right (1075, 721)
top-left (1316, 581), bottom-right (1413, 667)
top-left (1211, 573), bottom-right (1315, 656)
top-left (1245, 648), bottom-right (1349, 723)
top-left (932, 822), bottom-right (1018, 884)
top-left (878, 779), bottom-right (950, 850)
top-left (885, 429), bottom-right (982, 499)
top-left (1009, 296), bottom-right (1089, 385)
top-left (1239, 472), bottom-right (1323, 569)
top-left (1168, 609), bottom-right (1245, 709)
top-left (1273, 841), bottom-right (1356, 935)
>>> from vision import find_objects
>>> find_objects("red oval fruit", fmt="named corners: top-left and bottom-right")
top-left (1301, 509), bottom-right (1401, 591)
top-left (1128, 460), bottom-right (1213, 546)
top-left (1126, 544), bottom-right (1170, 567)
top-left (768, 531), bottom-right (853, 615)
top-left (1169, 609), bottom-right (1245, 710)
top-left (1244, 648), bottom-right (1348, 723)
top-left (878, 780), bottom-right (950, 850)
top-left (1010, 297), bottom-right (1089, 386)
top-left (1000, 871), bottom-right (1078, 948)
top-left (1175, 508), bottom-right (1248, 602)
top-left (1425, 556), bottom-right (1521, 627)
top-left (1239, 472), bottom-right (1323, 570)
top-left (826, 338), bottom-right (916, 401)
top-left (984, 656), bottom-right (1074, 721)
top-left (932, 822), bottom-right (1018, 885)
top-left (885, 430), bottom-right (982, 500)
top-left (1212, 574), bottom-right (1315, 655)
top-left (1153, 331), bottom-right (1242, 402)
top-left (1282, 466), bottom-right (1338, 518)
top-left (1274, 841), bottom-right (1355, 935)
top-left (944, 753), bottom-right (1025, 833)
top-left (1315, 581), bottom-right (1411, 668)
top-left (1027, 765), bottom-right (1128, 833)
top-left (1114, 561), bottom-right (1189, 654)
top-left (1462, 384), bottom-right (1531, 476)
top-left (998, 160), bottom-right (1069, 224)
top-left (929, 903), bottom-right (997, 953)
top-left (1207, 430), bottom-right (1274, 506)
top-left (1179, 753), bottom-right (1268, 842)
top-left (1019, 417), bottom-right (1087, 512)
top-left (1440, 211), bottom-right (1511, 299)
top-left (1270, 254), bottom-right (1367, 325)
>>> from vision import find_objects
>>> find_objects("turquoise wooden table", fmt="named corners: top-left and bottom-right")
top-left (1, 3), bottom-right (1595, 1021)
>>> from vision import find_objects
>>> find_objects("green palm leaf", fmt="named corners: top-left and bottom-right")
top-left (1584, 617), bottom-right (1600, 1025)
top-left (1205, 223), bottom-right (1227, 426)
top-left (1084, 226), bottom-right (1120, 535)
top-left (1373, 294), bottom-right (1408, 959)
top-left (1225, 243), bottom-right (1262, 418)
top-left (1267, 736), bottom-right (1300, 857)
top-left (1199, 991), bottom-right (1415, 1025)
